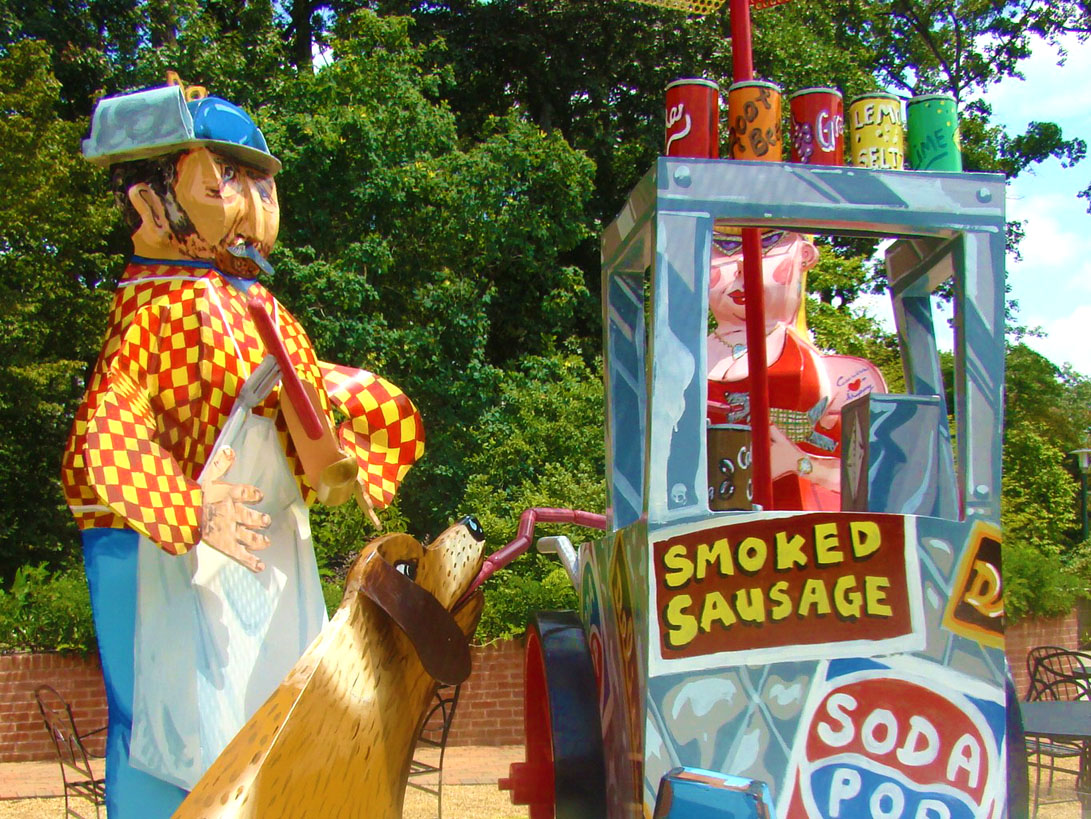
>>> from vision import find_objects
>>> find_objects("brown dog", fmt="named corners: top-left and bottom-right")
top-left (173, 517), bottom-right (486, 818)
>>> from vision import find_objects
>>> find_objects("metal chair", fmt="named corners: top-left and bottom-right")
top-left (1026, 646), bottom-right (1091, 700)
top-left (1024, 650), bottom-right (1091, 816)
top-left (1026, 645), bottom-right (1067, 698)
top-left (34, 685), bottom-right (106, 818)
top-left (407, 684), bottom-right (461, 818)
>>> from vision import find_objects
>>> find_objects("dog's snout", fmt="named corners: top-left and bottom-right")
top-left (459, 515), bottom-right (485, 542)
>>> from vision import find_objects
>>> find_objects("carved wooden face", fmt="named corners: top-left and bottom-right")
top-left (130, 147), bottom-right (280, 276)
top-left (170, 148), bottom-right (280, 276)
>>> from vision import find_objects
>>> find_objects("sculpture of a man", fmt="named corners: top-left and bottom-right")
top-left (62, 84), bottom-right (423, 817)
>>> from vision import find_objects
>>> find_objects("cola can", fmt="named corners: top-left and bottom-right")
top-left (789, 87), bottom-right (844, 165)
top-left (847, 92), bottom-right (905, 169)
top-left (665, 78), bottom-right (720, 159)
top-left (727, 80), bottom-right (783, 162)
top-left (907, 93), bottom-right (962, 171)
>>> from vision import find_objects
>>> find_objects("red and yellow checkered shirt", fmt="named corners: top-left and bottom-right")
top-left (62, 260), bottom-right (425, 555)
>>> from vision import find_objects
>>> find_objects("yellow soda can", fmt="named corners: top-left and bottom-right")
top-left (847, 92), bottom-right (905, 169)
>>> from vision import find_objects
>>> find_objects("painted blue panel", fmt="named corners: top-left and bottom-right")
top-left (842, 393), bottom-right (958, 518)
top-left (653, 767), bottom-right (775, 819)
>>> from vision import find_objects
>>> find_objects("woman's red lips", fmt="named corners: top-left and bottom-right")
top-left (729, 290), bottom-right (746, 305)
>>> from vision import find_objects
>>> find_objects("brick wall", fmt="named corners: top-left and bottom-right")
top-left (1004, 611), bottom-right (1080, 699)
top-left (448, 639), bottom-right (525, 746)
top-left (5, 614), bottom-right (1073, 763)
top-left (0, 641), bottom-right (527, 762)
top-left (0, 652), bottom-right (108, 762)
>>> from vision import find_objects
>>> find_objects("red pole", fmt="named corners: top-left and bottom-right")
top-left (728, 0), bottom-right (774, 509)
top-left (729, 0), bottom-right (754, 80)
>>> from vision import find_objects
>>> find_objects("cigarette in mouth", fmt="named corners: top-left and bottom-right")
top-left (227, 241), bottom-right (275, 276)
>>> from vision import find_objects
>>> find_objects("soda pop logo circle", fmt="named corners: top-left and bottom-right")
top-left (799, 676), bottom-right (998, 818)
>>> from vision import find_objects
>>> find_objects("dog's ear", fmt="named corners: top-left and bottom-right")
top-left (357, 552), bottom-right (472, 685)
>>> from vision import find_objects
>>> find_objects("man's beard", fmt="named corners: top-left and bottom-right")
top-left (162, 191), bottom-right (268, 278)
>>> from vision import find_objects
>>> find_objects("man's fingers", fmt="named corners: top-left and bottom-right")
top-left (227, 482), bottom-right (263, 504)
top-left (236, 527), bottom-right (271, 552)
top-left (231, 548), bottom-right (266, 574)
top-left (203, 447), bottom-right (236, 484)
top-left (354, 480), bottom-right (383, 530)
top-left (234, 504), bottom-right (271, 532)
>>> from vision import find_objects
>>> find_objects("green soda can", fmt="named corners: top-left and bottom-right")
top-left (907, 94), bottom-right (962, 171)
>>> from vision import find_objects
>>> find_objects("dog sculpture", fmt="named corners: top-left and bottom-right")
top-left (174, 516), bottom-right (487, 818)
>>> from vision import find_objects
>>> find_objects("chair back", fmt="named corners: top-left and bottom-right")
top-left (34, 683), bottom-right (105, 817)
top-left (1026, 645), bottom-right (1066, 699)
top-left (418, 684), bottom-right (461, 748)
top-left (1026, 647), bottom-right (1091, 702)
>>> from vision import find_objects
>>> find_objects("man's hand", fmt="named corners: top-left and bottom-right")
top-left (200, 447), bottom-right (271, 573)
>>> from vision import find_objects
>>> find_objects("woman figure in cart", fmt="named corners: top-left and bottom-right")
top-left (706, 224), bottom-right (886, 511)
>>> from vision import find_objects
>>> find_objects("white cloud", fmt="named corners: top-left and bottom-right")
top-left (1007, 187), bottom-right (1091, 308)
top-left (1024, 305), bottom-right (1091, 376)
top-left (983, 33), bottom-right (1091, 130)
top-left (987, 33), bottom-right (1091, 375)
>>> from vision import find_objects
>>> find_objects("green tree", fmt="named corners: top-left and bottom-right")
top-left (259, 11), bottom-right (597, 539)
top-left (460, 353), bottom-right (605, 640)
top-left (1000, 344), bottom-right (1091, 620)
top-left (1, 0), bottom-right (1088, 635)
top-left (0, 41), bottom-right (119, 580)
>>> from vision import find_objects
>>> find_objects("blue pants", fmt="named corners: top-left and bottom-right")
top-left (82, 529), bottom-right (187, 818)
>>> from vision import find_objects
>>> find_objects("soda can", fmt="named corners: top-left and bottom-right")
top-left (847, 92), bottom-right (905, 169)
top-left (789, 87), bottom-right (844, 165)
top-left (727, 80), bottom-right (783, 162)
top-left (907, 93), bottom-right (962, 171)
top-left (665, 78), bottom-right (720, 159)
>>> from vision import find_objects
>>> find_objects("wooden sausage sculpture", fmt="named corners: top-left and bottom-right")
top-left (174, 516), bottom-right (487, 818)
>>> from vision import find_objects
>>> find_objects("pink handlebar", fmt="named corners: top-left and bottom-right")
top-left (247, 297), bottom-right (324, 441)
top-left (458, 507), bottom-right (607, 604)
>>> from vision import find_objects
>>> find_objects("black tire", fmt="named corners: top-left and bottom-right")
top-left (526, 611), bottom-right (608, 819)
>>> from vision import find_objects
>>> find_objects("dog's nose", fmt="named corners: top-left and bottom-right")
top-left (459, 515), bottom-right (485, 542)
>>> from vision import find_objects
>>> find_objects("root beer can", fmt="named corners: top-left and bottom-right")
top-left (789, 87), bottom-right (844, 165)
top-left (665, 78), bottom-right (720, 159)
top-left (847, 92), bottom-right (905, 169)
top-left (907, 93), bottom-right (962, 171)
top-left (727, 80), bottom-right (783, 162)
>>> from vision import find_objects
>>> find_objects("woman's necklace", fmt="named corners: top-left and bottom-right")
top-left (713, 329), bottom-right (748, 360)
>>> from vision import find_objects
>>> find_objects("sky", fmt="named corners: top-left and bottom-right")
top-left (985, 33), bottom-right (1091, 376)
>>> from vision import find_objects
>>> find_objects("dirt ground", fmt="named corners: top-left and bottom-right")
top-left (0, 777), bottom-right (1083, 817)
top-left (0, 785), bottom-right (528, 818)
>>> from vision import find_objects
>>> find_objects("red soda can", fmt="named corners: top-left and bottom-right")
top-left (665, 78), bottom-right (720, 159)
top-left (789, 87), bottom-right (844, 165)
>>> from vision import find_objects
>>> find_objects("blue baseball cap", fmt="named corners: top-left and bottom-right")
top-left (83, 85), bottom-right (281, 174)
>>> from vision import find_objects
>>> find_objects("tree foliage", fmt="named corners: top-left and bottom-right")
top-left (0, 0), bottom-right (1087, 636)
top-left (1000, 344), bottom-right (1091, 619)
top-left (0, 41), bottom-right (119, 575)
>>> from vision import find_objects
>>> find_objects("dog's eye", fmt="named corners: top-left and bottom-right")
top-left (394, 560), bottom-right (417, 581)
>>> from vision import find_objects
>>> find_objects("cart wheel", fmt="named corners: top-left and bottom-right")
top-left (499, 611), bottom-right (607, 819)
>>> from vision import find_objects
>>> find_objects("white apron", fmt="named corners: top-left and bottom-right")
top-left (128, 356), bottom-right (327, 790)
